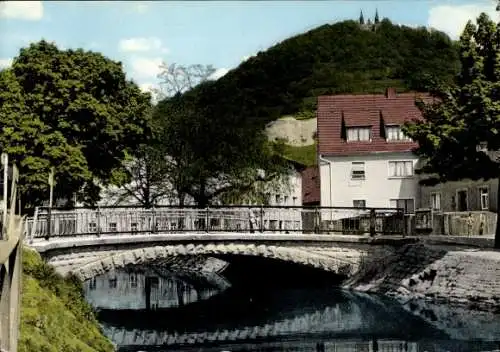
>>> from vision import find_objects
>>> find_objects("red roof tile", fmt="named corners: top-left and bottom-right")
top-left (301, 166), bottom-right (320, 205)
top-left (317, 89), bottom-right (434, 156)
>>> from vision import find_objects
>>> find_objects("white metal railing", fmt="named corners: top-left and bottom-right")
top-left (23, 206), bottom-right (405, 239)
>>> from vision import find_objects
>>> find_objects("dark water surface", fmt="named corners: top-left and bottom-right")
top-left (83, 265), bottom-right (500, 352)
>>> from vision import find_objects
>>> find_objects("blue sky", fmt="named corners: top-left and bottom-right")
top-left (0, 0), bottom-right (498, 95)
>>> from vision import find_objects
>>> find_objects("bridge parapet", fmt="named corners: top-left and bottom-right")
top-left (24, 205), bottom-right (405, 240)
top-left (0, 160), bottom-right (23, 352)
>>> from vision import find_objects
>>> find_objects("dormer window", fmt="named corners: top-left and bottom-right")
top-left (386, 125), bottom-right (411, 142)
top-left (347, 127), bottom-right (371, 142)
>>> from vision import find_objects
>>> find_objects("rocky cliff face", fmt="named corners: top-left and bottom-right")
top-left (265, 116), bottom-right (317, 147)
top-left (345, 243), bottom-right (500, 312)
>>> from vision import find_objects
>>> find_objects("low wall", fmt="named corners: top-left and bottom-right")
top-left (345, 243), bottom-right (500, 311)
top-left (409, 211), bottom-right (497, 237)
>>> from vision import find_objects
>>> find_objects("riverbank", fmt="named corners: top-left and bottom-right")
top-left (345, 243), bottom-right (500, 312)
top-left (19, 248), bottom-right (114, 352)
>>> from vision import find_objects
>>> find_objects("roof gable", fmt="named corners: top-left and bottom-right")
top-left (317, 89), bottom-right (433, 156)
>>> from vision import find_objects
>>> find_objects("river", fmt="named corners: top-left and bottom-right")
top-left (83, 263), bottom-right (500, 352)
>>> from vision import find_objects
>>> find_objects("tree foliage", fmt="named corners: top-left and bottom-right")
top-left (183, 18), bottom-right (460, 127)
top-left (0, 40), bottom-right (152, 207)
top-left (155, 83), bottom-right (291, 207)
top-left (108, 63), bottom-right (218, 207)
top-left (403, 12), bottom-right (500, 246)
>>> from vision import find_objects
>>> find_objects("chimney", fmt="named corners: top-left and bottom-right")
top-left (385, 87), bottom-right (397, 99)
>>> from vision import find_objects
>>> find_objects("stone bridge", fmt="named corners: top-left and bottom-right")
top-left (28, 233), bottom-right (416, 281)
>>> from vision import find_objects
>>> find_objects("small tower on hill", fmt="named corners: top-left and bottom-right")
top-left (358, 10), bottom-right (381, 31)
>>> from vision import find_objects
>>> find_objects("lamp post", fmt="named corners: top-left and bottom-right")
top-left (1, 153), bottom-right (8, 238)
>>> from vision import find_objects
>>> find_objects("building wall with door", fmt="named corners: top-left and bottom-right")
top-left (419, 178), bottom-right (498, 213)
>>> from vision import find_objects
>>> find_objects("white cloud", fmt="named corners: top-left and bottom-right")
top-left (209, 68), bottom-right (229, 80)
top-left (241, 53), bottom-right (257, 62)
top-left (0, 1), bottom-right (43, 21)
top-left (119, 37), bottom-right (168, 53)
top-left (138, 82), bottom-right (156, 93)
top-left (138, 82), bottom-right (161, 104)
top-left (130, 57), bottom-right (163, 79)
top-left (0, 58), bottom-right (13, 69)
top-left (428, 3), bottom-right (499, 39)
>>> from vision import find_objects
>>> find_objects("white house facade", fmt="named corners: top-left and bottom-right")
top-left (316, 88), bottom-right (434, 214)
top-left (319, 152), bottom-right (420, 212)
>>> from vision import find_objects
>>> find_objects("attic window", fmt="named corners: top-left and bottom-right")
top-left (346, 127), bottom-right (371, 142)
top-left (386, 125), bottom-right (411, 142)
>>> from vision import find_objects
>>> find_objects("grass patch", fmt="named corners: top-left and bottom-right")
top-left (19, 248), bottom-right (115, 352)
top-left (282, 143), bottom-right (317, 166)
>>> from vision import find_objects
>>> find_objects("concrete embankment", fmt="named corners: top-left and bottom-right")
top-left (344, 242), bottom-right (500, 312)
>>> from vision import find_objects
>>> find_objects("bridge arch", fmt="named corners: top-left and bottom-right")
top-left (71, 243), bottom-right (363, 281)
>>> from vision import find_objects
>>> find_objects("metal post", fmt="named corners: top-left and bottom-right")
top-left (30, 207), bottom-right (39, 244)
top-left (151, 206), bottom-right (156, 233)
top-left (1, 153), bottom-right (8, 239)
top-left (205, 207), bottom-right (209, 233)
top-left (369, 208), bottom-right (376, 237)
top-left (46, 167), bottom-right (54, 240)
top-left (96, 207), bottom-right (101, 237)
top-left (315, 207), bottom-right (322, 234)
top-left (260, 205), bottom-right (264, 233)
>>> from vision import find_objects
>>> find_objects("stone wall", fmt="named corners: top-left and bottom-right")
top-left (345, 243), bottom-right (500, 311)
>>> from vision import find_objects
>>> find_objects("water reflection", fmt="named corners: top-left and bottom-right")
top-left (84, 266), bottom-right (225, 311)
top-left (84, 268), bottom-right (500, 352)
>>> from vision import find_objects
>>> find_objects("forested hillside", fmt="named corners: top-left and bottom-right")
top-left (186, 18), bottom-right (459, 126)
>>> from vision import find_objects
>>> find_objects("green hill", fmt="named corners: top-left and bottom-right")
top-left (190, 18), bottom-right (459, 126)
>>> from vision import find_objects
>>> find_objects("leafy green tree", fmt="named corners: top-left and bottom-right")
top-left (180, 18), bottom-right (459, 131)
top-left (0, 40), bottom-right (152, 208)
top-left (103, 144), bottom-right (173, 208)
top-left (403, 12), bottom-right (500, 248)
top-left (155, 81), bottom-right (290, 208)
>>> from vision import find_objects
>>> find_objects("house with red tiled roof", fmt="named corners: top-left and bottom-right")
top-left (301, 166), bottom-right (320, 206)
top-left (316, 88), bottom-right (432, 213)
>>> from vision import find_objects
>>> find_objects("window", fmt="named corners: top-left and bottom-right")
top-left (479, 187), bottom-right (489, 210)
top-left (388, 161), bottom-right (413, 177)
top-left (88, 277), bottom-right (96, 291)
top-left (131, 222), bottom-right (138, 232)
top-left (430, 193), bottom-right (441, 211)
top-left (351, 162), bottom-right (366, 180)
top-left (88, 222), bottom-right (97, 233)
top-left (386, 125), bottom-right (411, 142)
top-left (292, 196), bottom-right (297, 205)
top-left (390, 199), bottom-right (415, 214)
top-left (284, 195), bottom-right (289, 205)
top-left (109, 277), bottom-right (117, 289)
top-left (353, 200), bottom-right (366, 208)
top-left (456, 190), bottom-right (468, 211)
top-left (130, 273), bottom-right (137, 288)
top-left (275, 195), bottom-right (281, 205)
top-left (108, 222), bottom-right (117, 232)
top-left (347, 127), bottom-right (371, 142)
top-left (265, 193), bottom-right (271, 203)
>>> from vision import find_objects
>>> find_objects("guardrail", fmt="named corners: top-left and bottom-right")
top-left (0, 160), bottom-right (23, 352)
top-left (24, 205), bottom-right (406, 239)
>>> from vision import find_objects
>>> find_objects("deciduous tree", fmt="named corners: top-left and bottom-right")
top-left (110, 63), bottom-right (217, 207)
top-left (0, 40), bottom-right (152, 207)
top-left (403, 12), bottom-right (500, 248)
top-left (155, 80), bottom-right (291, 208)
